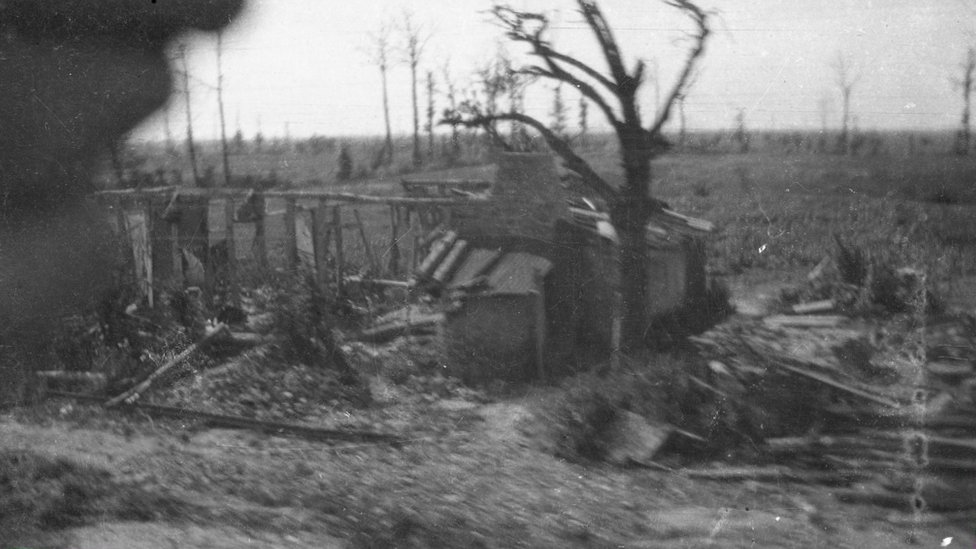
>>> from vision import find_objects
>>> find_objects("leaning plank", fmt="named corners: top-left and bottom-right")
top-left (775, 362), bottom-right (902, 408)
top-left (36, 371), bottom-right (108, 382)
top-left (104, 324), bottom-right (229, 408)
top-left (791, 300), bottom-right (836, 314)
top-left (683, 466), bottom-right (859, 485)
top-left (356, 314), bottom-right (444, 343)
top-left (344, 276), bottom-right (412, 288)
top-left (432, 240), bottom-right (468, 284)
top-left (50, 391), bottom-right (404, 444)
top-left (763, 314), bottom-right (846, 328)
top-left (414, 231), bottom-right (458, 280)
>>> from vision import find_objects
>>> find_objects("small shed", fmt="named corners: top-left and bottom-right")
top-left (564, 204), bottom-right (714, 348)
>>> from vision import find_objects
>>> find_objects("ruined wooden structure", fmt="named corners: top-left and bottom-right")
top-left (92, 186), bottom-right (487, 307)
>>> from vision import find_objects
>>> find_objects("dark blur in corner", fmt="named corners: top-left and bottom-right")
top-left (0, 1), bottom-right (245, 375)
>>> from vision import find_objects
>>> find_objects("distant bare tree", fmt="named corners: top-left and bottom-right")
top-left (816, 92), bottom-right (832, 153)
top-left (440, 61), bottom-right (462, 162)
top-left (549, 84), bottom-right (569, 139)
top-left (444, 0), bottom-right (711, 351)
top-left (578, 95), bottom-right (588, 144)
top-left (216, 31), bottom-right (232, 186)
top-left (733, 108), bottom-right (749, 153)
top-left (365, 20), bottom-right (395, 167)
top-left (176, 43), bottom-right (201, 186)
top-left (830, 52), bottom-right (861, 155)
top-left (952, 46), bottom-right (976, 155)
top-left (425, 70), bottom-right (436, 161)
top-left (399, 10), bottom-right (430, 168)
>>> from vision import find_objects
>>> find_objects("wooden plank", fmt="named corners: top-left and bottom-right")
top-left (252, 194), bottom-right (267, 270)
top-left (283, 198), bottom-right (297, 271)
top-left (791, 299), bottom-right (835, 314)
top-left (311, 204), bottom-right (331, 291)
top-left (532, 269), bottom-right (547, 383)
top-left (415, 231), bottom-right (458, 280)
top-left (170, 222), bottom-right (182, 288)
top-left (353, 209), bottom-right (378, 275)
top-left (431, 240), bottom-right (468, 284)
top-left (333, 205), bottom-right (344, 295)
top-left (224, 198), bottom-right (238, 305)
top-left (763, 314), bottom-right (847, 328)
top-left (105, 324), bottom-right (229, 407)
top-left (95, 187), bottom-right (483, 206)
top-left (388, 205), bottom-right (401, 277)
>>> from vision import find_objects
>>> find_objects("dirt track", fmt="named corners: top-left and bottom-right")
top-left (3, 392), bottom-right (973, 549)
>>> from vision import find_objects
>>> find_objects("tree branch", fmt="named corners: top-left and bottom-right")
top-left (491, 6), bottom-right (621, 127)
top-left (441, 112), bottom-right (617, 201)
top-left (520, 65), bottom-right (620, 128)
top-left (649, 0), bottom-right (710, 136)
top-left (576, 0), bottom-right (629, 87)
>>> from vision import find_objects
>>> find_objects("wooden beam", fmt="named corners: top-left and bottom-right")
top-left (389, 205), bottom-right (401, 277)
top-left (311, 204), bottom-right (331, 291)
top-left (94, 187), bottom-right (484, 206)
top-left (333, 205), bottom-right (344, 295)
top-left (224, 198), bottom-right (238, 305)
top-left (353, 208), bottom-right (378, 275)
top-left (532, 269), bottom-right (547, 383)
top-left (170, 222), bottom-right (182, 288)
top-left (252, 194), bottom-right (267, 271)
top-left (283, 198), bottom-right (297, 271)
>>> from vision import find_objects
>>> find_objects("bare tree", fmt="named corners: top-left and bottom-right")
top-left (365, 20), bottom-right (395, 167)
top-left (550, 84), bottom-right (569, 139)
top-left (816, 92), bottom-right (832, 153)
top-left (440, 60), bottom-right (462, 163)
top-left (952, 46), bottom-right (976, 155)
top-left (177, 43), bottom-right (201, 186)
top-left (444, 0), bottom-right (710, 351)
top-left (399, 10), bottom-right (430, 168)
top-left (733, 108), bottom-right (749, 153)
top-left (578, 94), bottom-right (589, 145)
top-left (216, 31), bottom-right (232, 186)
top-left (830, 52), bottom-right (860, 155)
top-left (424, 70), bottom-right (437, 161)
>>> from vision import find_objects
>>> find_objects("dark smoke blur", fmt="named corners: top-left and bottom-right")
top-left (0, 1), bottom-right (244, 384)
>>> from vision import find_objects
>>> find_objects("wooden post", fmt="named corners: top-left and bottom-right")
top-left (141, 200), bottom-right (154, 308)
top-left (332, 204), bottom-right (344, 296)
top-left (253, 195), bottom-right (267, 272)
top-left (170, 222), bottom-right (182, 288)
top-left (353, 208), bottom-right (378, 275)
top-left (283, 198), bottom-right (297, 272)
top-left (311, 203), bottom-right (331, 291)
top-left (224, 197), bottom-right (238, 305)
top-left (389, 205), bottom-right (401, 277)
top-left (533, 269), bottom-right (547, 383)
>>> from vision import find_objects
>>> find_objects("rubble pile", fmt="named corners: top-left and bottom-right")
top-left (152, 346), bottom-right (371, 421)
top-left (692, 306), bottom-right (976, 513)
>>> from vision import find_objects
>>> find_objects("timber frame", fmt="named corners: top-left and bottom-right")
top-left (92, 186), bottom-right (487, 307)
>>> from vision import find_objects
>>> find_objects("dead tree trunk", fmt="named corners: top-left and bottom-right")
top-left (216, 32), bottom-right (232, 186)
top-left (954, 47), bottom-right (975, 156)
top-left (443, 0), bottom-right (710, 352)
top-left (178, 44), bottom-right (201, 186)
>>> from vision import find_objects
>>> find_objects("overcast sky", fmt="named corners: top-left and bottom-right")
top-left (133, 0), bottom-right (975, 141)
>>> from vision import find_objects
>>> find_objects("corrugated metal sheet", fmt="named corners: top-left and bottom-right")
top-left (483, 252), bottom-right (553, 295)
top-left (448, 248), bottom-right (501, 288)
top-left (567, 206), bottom-right (714, 249)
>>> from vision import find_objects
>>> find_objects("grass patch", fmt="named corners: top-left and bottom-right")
top-left (0, 450), bottom-right (198, 539)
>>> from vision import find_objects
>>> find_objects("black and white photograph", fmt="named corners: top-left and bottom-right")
top-left (2, 0), bottom-right (976, 547)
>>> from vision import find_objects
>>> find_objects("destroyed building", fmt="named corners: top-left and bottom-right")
top-left (411, 153), bottom-right (715, 384)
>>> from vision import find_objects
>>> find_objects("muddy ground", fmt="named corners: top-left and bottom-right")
top-left (4, 273), bottom-right (976, 548)
top-left (3, 391), bottom-right (974, 547)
